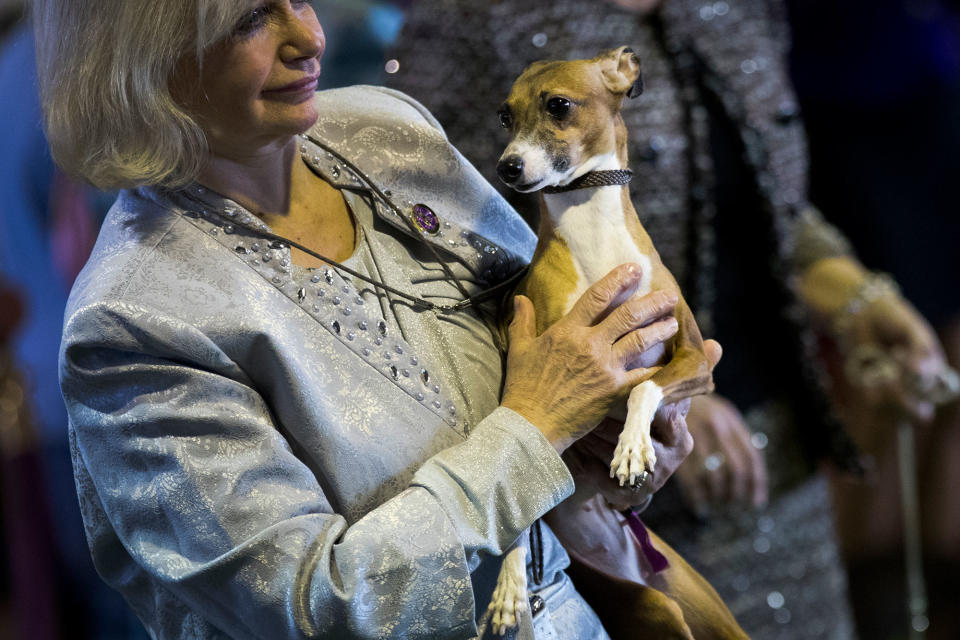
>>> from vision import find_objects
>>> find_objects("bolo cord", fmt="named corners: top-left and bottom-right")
top-left (182, 134), bottom-right (527, 350)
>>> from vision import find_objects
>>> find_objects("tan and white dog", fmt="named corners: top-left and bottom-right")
top-left (486, 47), bottom-right (714, 633)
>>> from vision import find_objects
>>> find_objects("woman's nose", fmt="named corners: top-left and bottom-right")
top-left (279, 8), bottom-right (324, 63)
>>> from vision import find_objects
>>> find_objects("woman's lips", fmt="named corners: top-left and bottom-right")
top-left (264, 73), bottom-right (320, 94)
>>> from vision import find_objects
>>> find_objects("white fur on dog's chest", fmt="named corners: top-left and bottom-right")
top-left (546, 186), bottom-right (653, 314)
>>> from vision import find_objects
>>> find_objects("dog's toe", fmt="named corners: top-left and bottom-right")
top-left (611, 442), bottom-right (657, 487)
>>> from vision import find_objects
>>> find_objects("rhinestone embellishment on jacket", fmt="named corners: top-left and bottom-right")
top-left (181, 147), bottom-right (478, 433)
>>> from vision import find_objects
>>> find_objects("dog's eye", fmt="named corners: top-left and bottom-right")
top-left (497, 109), bottom-right (513, 129)
top-left (546, 97), bottom-right (571, 119)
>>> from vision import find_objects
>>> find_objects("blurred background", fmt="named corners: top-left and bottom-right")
top-left (1, 0), bottom-right (957, 638)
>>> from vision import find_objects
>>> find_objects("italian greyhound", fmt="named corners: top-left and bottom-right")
top-left (486, 47), bottom-right (714, 633)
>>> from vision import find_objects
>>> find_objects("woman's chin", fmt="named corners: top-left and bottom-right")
top-left (296, 107), bottom-right (320, 133)
top-left (257, 104), bottom-right (320, 141)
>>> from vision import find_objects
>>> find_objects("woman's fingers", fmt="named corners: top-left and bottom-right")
top-left (507, 295), bottom-right (537, 343)
top-left (680, 394), bottom-right (768, 509)
top-left (654, 405), bottom-right (695, 466)
top-left (705, 399), bottom-right (767, 506)
top-left (564, 263), bottom-right (644, 327)
top-left (598, 290), bottom-right (678, 342)
top-left (503, 267), bottom-right (691, 453)
top-left (722, 424), bottom-right (752, 504)
top-left (589, 417), bottom-right (628, 446)
top-left (745, 426), bottom-right (769, 507)
top-left (849, 296), bottom-right (953, 421)
top-left (703, 339), bottom-right (723, 371)
top-left (613, 316), bottom-right (678, 366)
top-left (650, 399), bottom-right (691, 447)
top-left (683, 477), bottom-right (711, 515)
top-left (711, 404), bottom-right (752, 504)
top-left (700, 425), bottom-right (728, 504)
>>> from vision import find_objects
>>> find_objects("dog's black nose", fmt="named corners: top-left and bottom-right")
top-left (497, 156), bottom-right (524, 184)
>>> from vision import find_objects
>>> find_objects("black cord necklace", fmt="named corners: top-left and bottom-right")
top-left (184, 134), bottom-right (528, 316)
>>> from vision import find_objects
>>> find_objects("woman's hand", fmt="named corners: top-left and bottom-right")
top-left (501, 263), bottom-right (680, 453)
top-left (674, 394), bottom-right (768, 513)
top-left (838, 294), bottom-right (953, 422)
top-left (800, 257), bottom-right (955, 422)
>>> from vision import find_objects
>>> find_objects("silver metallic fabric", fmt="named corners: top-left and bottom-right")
top-left (60, 86), bottom-right (608, 639)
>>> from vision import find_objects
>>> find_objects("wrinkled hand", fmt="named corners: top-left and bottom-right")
top-left (840, 295), bottom-right (953, 422)
top-left (675, 394), bottom-right (768, 513)
top-left (501, 264), bottom-right (680, 453)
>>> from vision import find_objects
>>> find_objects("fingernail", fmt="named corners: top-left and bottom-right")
top-left (626, 263), bottom-right (641, 278)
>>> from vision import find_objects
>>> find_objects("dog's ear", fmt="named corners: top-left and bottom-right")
top-left (598, 46), bottom-right (644, 98)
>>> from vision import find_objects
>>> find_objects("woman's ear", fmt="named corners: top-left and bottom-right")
top-left (598, 46), bottom-right (644, 98)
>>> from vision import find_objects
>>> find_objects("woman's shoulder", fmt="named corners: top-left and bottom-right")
top-left (312, 85), bottom-right (446, 135)
top-left (66, 190), bottom-right (181, 307)
top-left (62, 188), bottom-right (251, 332)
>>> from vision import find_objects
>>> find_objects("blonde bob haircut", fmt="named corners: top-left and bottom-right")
top-left (34, 0), bottom-right (252, 189)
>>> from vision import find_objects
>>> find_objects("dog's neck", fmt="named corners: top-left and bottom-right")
top-left (536, 146), bottom-right (652, 299)
top-left (540, 150), bottom-right (632, 231)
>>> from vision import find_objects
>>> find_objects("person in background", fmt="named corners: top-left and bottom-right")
top-left (389, 1), bottom-right (952, 638)
top-left (788, 1), bottom-right (960, 637)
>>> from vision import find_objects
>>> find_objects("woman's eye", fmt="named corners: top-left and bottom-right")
top-left (234, 6), bottom-right (271, 36)
top-left (497, 109), bottom-right (513, 129)
top-left (546, 97), bottom-right (571, 119)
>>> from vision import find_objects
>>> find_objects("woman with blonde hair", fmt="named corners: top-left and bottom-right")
top-left (40, 1), bottom-right (720, 637)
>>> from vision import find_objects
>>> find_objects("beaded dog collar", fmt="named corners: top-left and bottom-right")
top-left (542, 169), bottom-right (634, 194)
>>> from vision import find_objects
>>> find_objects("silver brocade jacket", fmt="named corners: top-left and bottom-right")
top-left (59, 87), bottom-right (588, 639)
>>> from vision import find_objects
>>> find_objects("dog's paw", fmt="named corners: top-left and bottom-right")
top-left (610, 438), bottom-right (657, 488)
top-left (488, 547), bottom-right (529, 635)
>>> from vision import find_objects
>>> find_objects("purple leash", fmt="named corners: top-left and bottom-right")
top-left (624, 508), bottom-right (670, 573)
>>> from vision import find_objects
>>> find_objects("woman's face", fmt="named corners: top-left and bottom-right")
top-left (179, 0), bottom-right (325, 158)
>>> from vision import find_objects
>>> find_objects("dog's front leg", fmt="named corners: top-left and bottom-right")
top-left (488, 536), bottom-right (530, 635)
top-left (611, 380), bottom-right (663, 487)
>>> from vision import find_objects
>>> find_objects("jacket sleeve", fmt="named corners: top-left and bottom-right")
top-left (61, 300), bottom-right (573, 639)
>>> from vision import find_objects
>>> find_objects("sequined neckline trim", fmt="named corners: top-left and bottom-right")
top-left (176, 203), bottom-right (466, 434)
